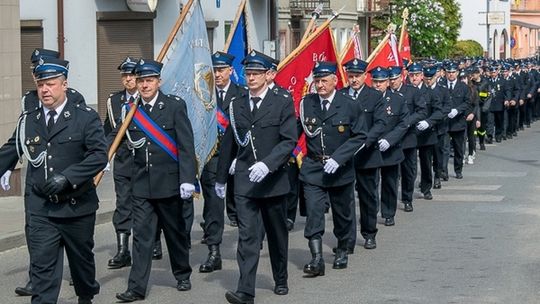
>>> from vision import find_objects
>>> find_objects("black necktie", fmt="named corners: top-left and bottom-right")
top-left (353, 90), bottom-right (358, 99)
top-left (47, 110), bottom-right (56, 133)
top-left (322, 99), bottom-right (329, 115)
top-left (129, 96), bottom-right (135, 103)
top-left (449, 82), bottom-right (454, 91)
top-left (251, 97), bottom-right (261, 116)
top-left (218, 90), bottom-right (225, 109)
top-left (144, 103), bottom-right (152, 113)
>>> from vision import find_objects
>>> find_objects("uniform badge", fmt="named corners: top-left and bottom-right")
top-left (158, 101), bottom-right (164, 110)
top-left (308, 125), bottom-right (313, 131)
top-left (386, 105), bottom-right (393, 115)
top-left (34, 136), bottom-right (39, 142)
top-left (338, 126), bottom-right (345, 133)
top-left (64, 111), bottom-right (70, 118)
top-left (311, 118), bottom-right (316, 123)
top-left (29, 146), bottom-right (35, 153)
top-left (36, 112), bottom-right (41, 120)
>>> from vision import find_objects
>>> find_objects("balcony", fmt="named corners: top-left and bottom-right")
top-left (357, 0), bottom-right (391, 15)
top-left (289, 0), bottom-right (331, 17)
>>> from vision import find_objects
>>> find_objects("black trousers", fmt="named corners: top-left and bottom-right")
top-left (29, 213), bottom-right (99, 304)
top-left (380, 164), bottom-right (399, 219)
top-left (507, 107), bottom-right (518, 135)
top-left (399, 148), bottom-right (417, 203)
top-left (355, 167), bottom-right (379, 240)
top-left (519, 104), bottom-right (526, 128)
top-left (493, 111), bottom-right (505, 138)
top-left (235, 194), bottom-right (288, 297)
top-left (285, 162), bottom-right (300, 223)
top-left (226, 174), bottom-right (237, 222)
top-left (418, 145), bottom-right (434, 194)
top-left (129, 196), bottom-right (191, 296)
top-left (112, 174), bottom-right (132, 234)
top-left (201, 157), bottom-right (224, 246)
top-left (448, 130), bottom-right (465, 175)
top-left (466, 120), bottom-right (476, 156)
top-left (526, 99), bottom-right (534, 125)
top-left (433, 133), bottom-right (446, 178)
top-left (303, 182), bottom-right (354, 244)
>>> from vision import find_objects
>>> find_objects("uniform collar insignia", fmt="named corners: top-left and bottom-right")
top-left (158, 101), bottom-right (164, 110)
top-left (64, 111), bottom-right (71, 118)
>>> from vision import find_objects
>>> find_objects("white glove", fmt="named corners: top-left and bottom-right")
top-left (323, 158), bottom-right (339, 174)
top-left (215, 182), bottom-right (226, 199)
top-left (416, 120), bottom-right (429, 131)
top-left (248, 162), bottom-right (270, 183)
top-left (378, 139), bottom-right (390, 152)
top-left (228, 159), bottom-right (237, 175)
top-left (448, 108), bottom-right (458, 119)
top-left (103, 162), bottom-right (111, 172)
top-left (180, 183), bottom-right (196, 199)
top-left (1, 170), bottom-right (12, 191)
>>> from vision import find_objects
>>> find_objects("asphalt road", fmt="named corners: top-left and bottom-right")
top-left (2, 126), bottom-right (540, 304)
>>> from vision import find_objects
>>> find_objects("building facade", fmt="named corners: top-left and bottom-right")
top-left (458, 0), bottom-right (511, 59)
top-left (510, 0), bottom-right (540, 58)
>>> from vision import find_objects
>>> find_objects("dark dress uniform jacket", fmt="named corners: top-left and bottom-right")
top-left (103, 90), bottom-right (133, 177)
top-left (215, 82), bottom-right (247, 153)
top-left (417, 84), bottom-right (443, 147)
top-left (299, 92), bottom-right (367, 188)
top-left (447, 81), bottom-right (472, 132)
top-left (339, 85), bottom-right (386, 169)
top-left (125, 92), bottom-right (197, 199)
top-left (488, 77), bottom-right (511, 112)
top-left (379, 90), bottom-right (409, 166)
top-left (397, 84), bottom-right (427, 149)
top-left (0, 100), bottom-right (108, 218)
top-left (217, 89), bottom-right (297, 198)
top-left (434, 83), bottom-right (451, 135)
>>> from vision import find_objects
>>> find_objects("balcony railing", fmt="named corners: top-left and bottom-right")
top-left (289, 0), bottom-right (331, 17)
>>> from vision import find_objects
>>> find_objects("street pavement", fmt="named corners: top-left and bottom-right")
top-left (2, 125), bottom-right (540, 303)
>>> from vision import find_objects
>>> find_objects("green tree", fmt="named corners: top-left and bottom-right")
top-left (372, 0), bottom-right (462, 59)
top-left (450, 40), bottom-right (484, 57)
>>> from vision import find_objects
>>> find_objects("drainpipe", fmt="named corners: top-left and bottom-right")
top-left (57, 0), bottom-right (65, 58)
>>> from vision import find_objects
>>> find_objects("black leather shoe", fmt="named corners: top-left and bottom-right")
top-left (116, 290), bottom-right (144, 302)
top-left (364, 238), bottom-right (376, 249)
top-left (286, 219), bottom-right (294, 231)
top-left (442, 173), bottom-right (449, 181)
top-left (455, 173), bottom-right (463, 179)
top-left (225, 291), bottom-right (254, 304)
top-left (423, 191), bottom-right (433, 200)
top-left (304, 239), bottom-right (325, 276)
top-left (152, 241), bottom-right (162, 260)
top-left (108, 233), bottom-right (131, 269)
top-left (512, 132), bottom-right (518, 137)
top-left (506, 134), bottom-right (512, 139)
top-left (230, 220), bottom-right (238, 227)
top-left (78, 296), bottom-right (93, 304)
top-left (486, 137), bottom-right (493, 144)
top-left (199, 245), bottom-right (222, 273)
top-left (274, 285), bottom-right (289, 295)
top-left (177, 279), bottom-right (191, 291)
top-left (332, 249), bottom-right (348, 269)
top-left (479, 143), bottom-right (486, 150)
top-left (384, 217), bottom-right (395, 226)
top-left (403, 202), bottom-right (413, 212)
top-left (14, 281), bottom-right (33, 296)
top-left (433, 178), bottom-right (441, 189)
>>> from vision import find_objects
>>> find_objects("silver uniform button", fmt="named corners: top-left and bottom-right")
top-left (73, 184), bottom-right (77, 189)
top-left (47, 143), bottom-right (51, 147)
top-left (48, 155), bottom-right (52, 159)
top-left (49, 167), bottom-right (54, 172)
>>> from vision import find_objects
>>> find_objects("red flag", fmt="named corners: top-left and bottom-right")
top-left (275, 26), bottom-right (342, 165)
top-left (338, 31), bottom-right (363, 86)
top-left (399, 29), bottom-right (411, 62)
top-left (365, 34), bottom-right (401, 86)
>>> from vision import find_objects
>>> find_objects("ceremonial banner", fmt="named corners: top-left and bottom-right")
top-left (160, 0), bottom-right (217, 174)
top-left (399, 29), bottom-right (411, 62)
top-left (224, 0), bottom-right (248, 85)
top-left (275, 26), bottom-right (342, 165)
top-left (338, 29), bottom-right (363, 85)
top-left (365, 33), bottom-right (400, 85)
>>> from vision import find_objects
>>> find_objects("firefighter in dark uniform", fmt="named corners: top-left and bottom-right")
top-left (417, 66), bottom-right (443, 203)
top-left (115, 59), bottom-right (197, 302)
top-left (375, 67), bottom-right (409, 226)
top-left (487, 65), bottom-right (511, 143)
top-left (215, 50), bottom-right (297, 304)
top-left (470, 65), bottom-right (491, 150)
top-left (444, 62), bottom-right (472, 179)
top-left (5, 48), bottom-right (88, 298)
top-left (300, 61), bottom-right (367, 276)
top-left (198, 51), bottom-right (245, 273)
top-left (0, 57), bottom-right (107, 304)
top-left (505, 64), bottom-right (521, 139)
top-left (343, 60), bottom-right (386, 251)
top-left (389, 64), bottom-right (427, 210)
top-left (102, 56), bottom-right (138, 269)
top-left (432, 65), bottom-right (451, 187)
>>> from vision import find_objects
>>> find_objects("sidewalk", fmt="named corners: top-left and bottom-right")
top-left (0, 173), bottom-right (117, 252)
